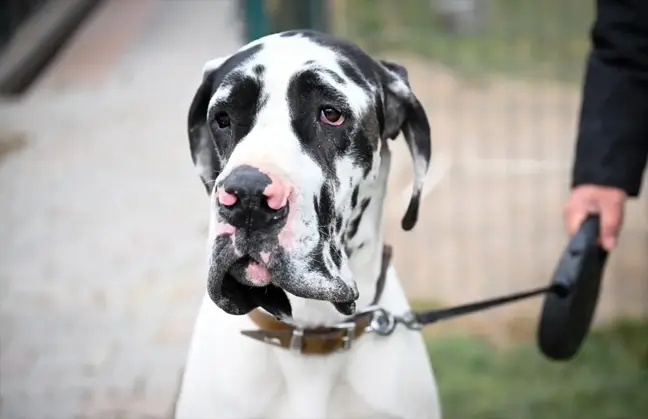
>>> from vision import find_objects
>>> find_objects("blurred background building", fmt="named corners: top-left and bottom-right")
top-left (1, 0), bottom-right (646, 418)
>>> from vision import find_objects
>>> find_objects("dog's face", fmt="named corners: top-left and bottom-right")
top-left (188, 31), bottom-right (431, 318)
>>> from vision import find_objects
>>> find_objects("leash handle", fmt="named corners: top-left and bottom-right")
top-left (551, 214), bottom-right (603, 295)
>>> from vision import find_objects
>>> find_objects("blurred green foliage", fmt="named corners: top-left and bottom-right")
top-left (334, 0), bottom-right (594, 83)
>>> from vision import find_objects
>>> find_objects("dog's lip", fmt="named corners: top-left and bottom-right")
top-left (217, 256), bottom-right (356, 299)
top-left (207, 248), bottom-right (358, 316)
top-left (229, 255), bottom-right (272, 286)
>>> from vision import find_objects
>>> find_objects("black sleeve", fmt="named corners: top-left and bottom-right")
top-left (572, 0), bottom-right (648, 197)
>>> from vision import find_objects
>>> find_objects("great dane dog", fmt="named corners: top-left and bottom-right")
top-left (175, 30), bottom-right (441, 419)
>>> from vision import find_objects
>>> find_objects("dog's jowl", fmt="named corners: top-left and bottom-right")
top-left (177, 30), bottom-right (441, 419)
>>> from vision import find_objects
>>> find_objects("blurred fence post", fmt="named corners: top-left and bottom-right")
top-left (242, 0), bottom-right (268, 43)
top-left (272, 0), bottom-right (330, 33)
top-left (241, 0), bottom-right (331, 42)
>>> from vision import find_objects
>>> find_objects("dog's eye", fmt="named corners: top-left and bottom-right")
top-left (320, 107), bottom-right (345, 126)
top-left (213, 112), bottom-right (231, 129)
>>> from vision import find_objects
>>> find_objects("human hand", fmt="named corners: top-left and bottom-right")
top-left (563, 184), bottom-right (627, 251)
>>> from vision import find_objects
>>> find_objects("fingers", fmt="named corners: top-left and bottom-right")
top-left (563, 185), bottom-right (626, 251)
top-left (599, 195), bottom-right (624, 251)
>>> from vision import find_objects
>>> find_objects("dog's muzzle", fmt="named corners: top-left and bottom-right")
top-left (207, 165), bottom-right (358, 317)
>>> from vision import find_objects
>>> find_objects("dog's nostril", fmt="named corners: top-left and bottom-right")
top-left (261, 199), bottom-right (289, 219)
top-left (262, 181), bottom-right (289, 210)
top-left (261, 196), bottom-right (283, 211)
top-left (217, 188), bottom-right (238, 207)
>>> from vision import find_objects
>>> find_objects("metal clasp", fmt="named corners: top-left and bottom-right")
top-left (398, 311), bottom-right (423, 331)
top-left (365, 307), bottom-right (397, 336)
top-left (359, 306), bottom-right (423, 336)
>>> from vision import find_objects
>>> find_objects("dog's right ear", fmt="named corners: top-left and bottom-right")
top-left (187, 57), bottom-right (228, 194)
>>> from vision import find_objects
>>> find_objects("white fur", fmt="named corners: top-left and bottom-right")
top-left (176, 33), bottom-right (441, 419)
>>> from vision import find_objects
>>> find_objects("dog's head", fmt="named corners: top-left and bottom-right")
top-left (188, 31), bottom-right (431, 318)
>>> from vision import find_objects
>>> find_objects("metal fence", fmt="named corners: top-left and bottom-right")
top-left (329, 0), bottom-right (648, 336)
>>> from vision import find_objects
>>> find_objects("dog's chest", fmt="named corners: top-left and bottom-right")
top-left (267, 373), bottom-right (395, 419)
top-left (259, 349), bottom-right (381, 418)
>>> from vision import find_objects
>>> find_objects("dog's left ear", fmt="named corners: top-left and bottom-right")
top-left (378, 59), bottom-right (432, 231)
top-left (187, 56), bottom-right (229, 194)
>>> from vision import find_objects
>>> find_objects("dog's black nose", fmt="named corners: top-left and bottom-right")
top-left (217, 165), bottom-right (289, 230)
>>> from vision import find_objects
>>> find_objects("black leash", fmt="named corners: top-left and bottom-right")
top-left (412, 284), bottom-right (560, 326)
top-left (361, 284), bottom-right (561, 336)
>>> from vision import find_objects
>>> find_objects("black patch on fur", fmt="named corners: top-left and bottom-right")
top-left (280, 30), bottom-right (303, 38)
top-left (330, 243), bottom-right (342, 269)
top-left (323, 68), bottom-right (345, 85)
top-left (187, 43), bottom-right (264, 193)
top-left (307, 183), bottom-right (337, 278)
top-left (313, 183), bottom-right (335, 238)
top-left (349, 126), bottom-right (374, 177)
top-left (307, 241), bottom-right (330, 279)
top-left (282, 30), bottom-right (389, 183)
top-left (346, 197), bottom-right (371, 241)
top-left (253, 64), bottom-right (265, 76)
top-left (337, 59), bottom-right (371, 92)
top-left (287, 69), bottom-right (355, 179)
top-left (285, 30), bottom-right (375, 89)
top-left (374, 91), bottom-right (386, 140)
top-left (335, 215), bottom-right (343, 235)
top-left (209, 73), bottom-right (263, 144)
top-left (350, 185), bottom-right (360, 209)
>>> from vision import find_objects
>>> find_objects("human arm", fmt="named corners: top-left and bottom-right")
top-left (571, 0), bottom-right (648, 196)
top-left (565, 0), bottom-right (648, 249)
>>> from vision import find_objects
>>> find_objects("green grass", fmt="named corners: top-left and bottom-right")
top-left (334, 0), bottom-right (594, 84)
top-left (428, 319), bottom-right (648, 418)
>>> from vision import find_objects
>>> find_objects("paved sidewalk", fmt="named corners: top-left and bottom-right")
top-left (0, 1), bottom-right (243, 418)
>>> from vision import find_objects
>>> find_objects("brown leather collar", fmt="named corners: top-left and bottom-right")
top-left (242, 245), bottom-right (393, 355)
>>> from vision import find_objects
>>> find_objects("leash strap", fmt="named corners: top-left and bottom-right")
top-left (359, 284), bottom-right (557, 336)
top-left (413, 285), bottom-right (554, 326)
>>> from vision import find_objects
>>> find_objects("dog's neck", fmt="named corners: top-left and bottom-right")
top-left (285, 141), bottom-right (392, 327)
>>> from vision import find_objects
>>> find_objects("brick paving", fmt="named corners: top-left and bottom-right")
top-left (0, 1), bottom-right (243, 418)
